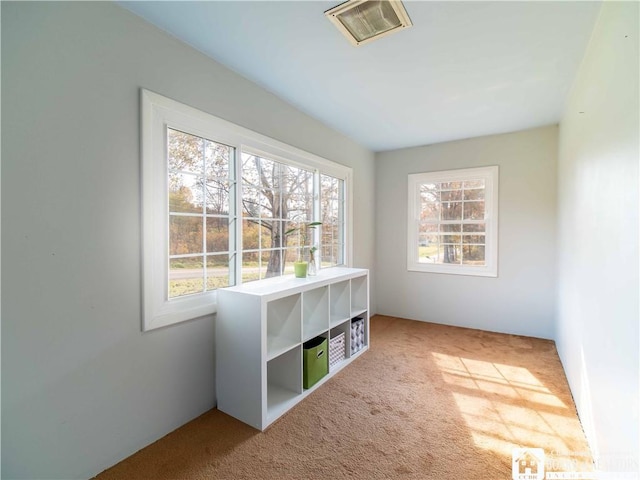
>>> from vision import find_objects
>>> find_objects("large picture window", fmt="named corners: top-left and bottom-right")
top-left (407, 166), bottom-right (498, 277)
top-left (142, 90), bottom-right (352, 330)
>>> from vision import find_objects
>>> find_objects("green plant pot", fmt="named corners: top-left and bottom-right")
top-left (294, 261), bottom-right (308, 278)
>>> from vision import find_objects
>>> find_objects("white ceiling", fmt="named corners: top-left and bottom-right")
top-left (121, 1), bottom-right (602, 152)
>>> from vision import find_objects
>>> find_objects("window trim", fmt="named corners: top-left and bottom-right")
top-left (407, 166), bottom-right (499, 277)
top-left (141, 89), bottom-right (353, 331)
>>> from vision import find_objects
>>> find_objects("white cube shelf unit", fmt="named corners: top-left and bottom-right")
top-left (216, 267), bottom-right (369, 430)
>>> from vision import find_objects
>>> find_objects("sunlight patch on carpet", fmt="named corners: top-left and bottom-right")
top-left (431, 352), bottom-right (584, 460)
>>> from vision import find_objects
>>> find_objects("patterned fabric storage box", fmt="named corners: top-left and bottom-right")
top-left (351, 317), bottom-right (365, 354)
top-left (329, 332), bottom-right (346, 368)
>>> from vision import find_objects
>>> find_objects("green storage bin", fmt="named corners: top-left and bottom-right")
top-left (303, 336), bottom-right (328, 389)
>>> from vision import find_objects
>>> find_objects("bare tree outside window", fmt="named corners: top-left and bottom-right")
top-left (241, 153), bottom-right (313, 281)
top-left (418, 180), bottom-right (486, 266)
top-left (168, 134), bottom-right (348, 292)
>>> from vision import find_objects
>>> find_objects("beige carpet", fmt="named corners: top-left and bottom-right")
top-left (96, 315), bottom-right (592, 479)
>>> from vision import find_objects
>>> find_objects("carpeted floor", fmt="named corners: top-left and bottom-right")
top-left (95, 315), bottom-right (592, 479)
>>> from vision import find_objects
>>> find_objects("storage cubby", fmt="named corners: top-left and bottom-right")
top-left (329, 280), bottom-right (351, 327)
top-left (217, 267), bottom-right (369, 430)
top-left (351, 275), bottom-right (368, 317)
top-left (302, 286), bottom-right (329, 341)
top-left (267, 294), bottom-right (301, 359)
top-left (267, 346), bottom-right (302, 423)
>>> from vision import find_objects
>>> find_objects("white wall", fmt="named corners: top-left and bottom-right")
top-left (375, 125), bottom-right (558, 339)
top-left (556, 1), bottom-right (639, 475)
top-left (1, 3), bottom-right (375, 478)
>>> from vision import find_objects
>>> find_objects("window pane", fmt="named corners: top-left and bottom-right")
top-left (205, 183), bottom-right (230, 215)
top-left (421, 183), bottom-right (438, 195)
top-left (420, 185), bottom-right (439, 221)
top-left (463, 234), bottom-right (485, 245)
top-left (418, 249), bottom-right (434, 263)
top-left (463, 201), bottom-right (485, 220)
top-left (259, 158), bottom-right (276, 187)
top-left (321, 200), bottom-right (335, 223)
top-left (331, 200), bottom-right (341, 222)
top-left (168, 128), bottom-right (204, 174)
top-left (441, 181), bottom-right (463, 190)
top-left (321, 175), bottom-right (339, 199)
top-left (321, 244), bottom-right (342, 267)
top-left (442, 202), bottom-right (462, 220)
top-left (260, 191), bottom-right (278, 219)
top-left (463, 188), bottom-right (485, 201)
top-left (262, 221), bottom-right (276, 249)
top-left (419, 241), bottom-right (438, 262)
top-left (420, 203), bottom-right (439, 221)
top-left (241, 186), bottom-right (261, 218)
top-left (420, 234), bottom-right (439, 245)
top-left (169, 215), bottom-right (203, 255)
top-left (285, 165), bottom-right (313, 196)
top-left (333, 243), bottom-right (344, 266)
top-left (462, 245), bottom-right (485, 265)
top-left (263, 249), bottom-right (283, 278)
top-left (169, 173), bottom-right (203, 214)
top-left (441, 189), bottom-right (462, 201)
top-left (441, 224), bottom-right (462, 233)
top-left (283, 248), bottom-right (299, 275)
top-left (438, 244), bottom-right (462, 264)
top-left (463, 223), bottom-right (485, 233)
top-left (243, 220), bottom-right (259, 250)
top-left (419, 223), bottom-right (439, 234)
top-left (320, 175), bottom-right (344, 269)
top-left (206, 254), bottom-right (230, 290)
top-left (241, 154), bottom-right (261, 185)
top-left (259, 187), bottom-right (282, 219)
top-left (206, 217), bottom-right (229, 253)
top-left (285, 224), bottom-right (303, 248)
top-left (242, 156), bottom-right (287, 219)
top-left (441, 234), bottom-right (461, 244)
top-left (321, 245), bottom-right (333, 266)
top-left (265, 220), bottom-right (282, 249)
top-left (169, 257), bottom-right (204, 298)
top-left (205, 141), bottom-right (231, 181)
top-left (285, 194), bottom-right (312, 223)
top-left (321, 223), bottom-right (340, 247)
top-left (464, 179), bottom-right (485, 189)
top-left (242, 251), bottom-right (260, 283)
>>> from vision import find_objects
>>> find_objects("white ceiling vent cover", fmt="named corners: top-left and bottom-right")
top-left (325, 0), bottom-right (413, 47)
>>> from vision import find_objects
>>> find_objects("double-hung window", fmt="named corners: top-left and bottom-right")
top-left (142, 90), bottom-right (352, 331)
top-left (407, 166), bottom-right (499, 277)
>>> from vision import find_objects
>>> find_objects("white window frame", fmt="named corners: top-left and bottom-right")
top-left (407, 166), bottom-right (499, 277)
top-left (141, 89), bottom-right (353, 331)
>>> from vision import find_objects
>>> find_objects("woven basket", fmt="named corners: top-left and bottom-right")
top-left (329, 332), bottom-right (346, 367)
top-left (351, 317), bottom-right (365, 354)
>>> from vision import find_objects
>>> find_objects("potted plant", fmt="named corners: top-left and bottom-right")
top-left (285, 221), bottom-right (322, 278)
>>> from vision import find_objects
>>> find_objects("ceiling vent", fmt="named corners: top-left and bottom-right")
top-left (325, 0), bottom-right (413, 47)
